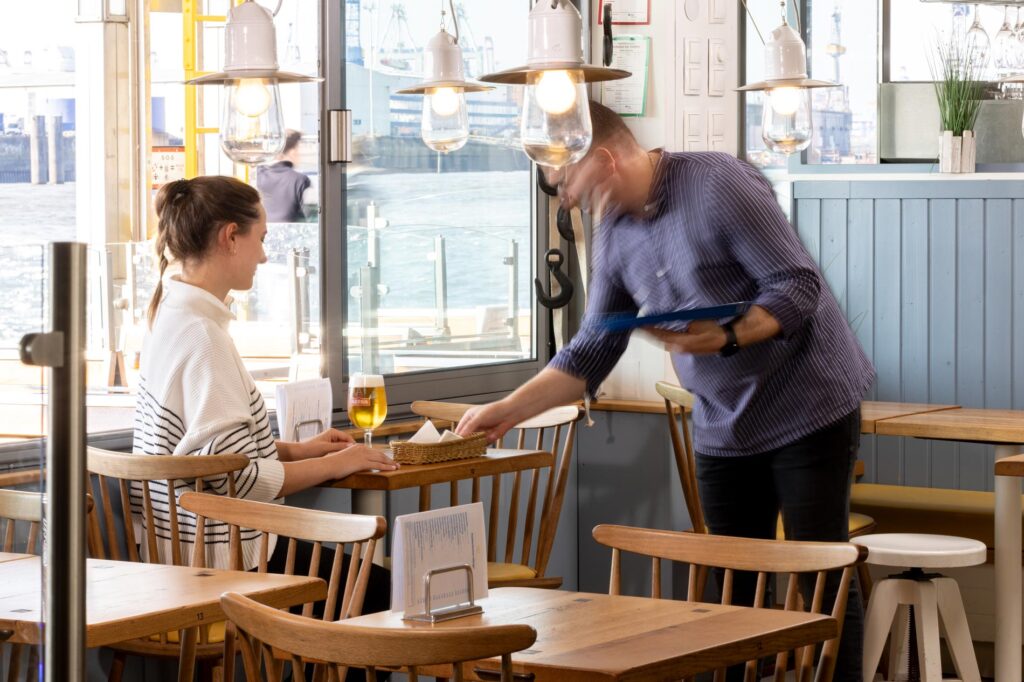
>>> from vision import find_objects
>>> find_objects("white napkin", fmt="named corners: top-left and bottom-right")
top-left (406, 421), bottom-right (462, 444)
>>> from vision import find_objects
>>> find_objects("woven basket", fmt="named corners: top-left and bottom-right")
top-left (389, 432), bottom-right (488, 465)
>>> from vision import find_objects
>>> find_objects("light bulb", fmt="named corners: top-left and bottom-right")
top-left (234, 78), bottom-right (273, 117)
top-left (534, 70), bottom-right (578, 115)
top-left (221, 80), bottom-right (285, 165)
top-left (768, 87), bottom-right (802, 116)
top-left (521, 69), bottom-right (591, 168)
top-left (428, 87), bottom-right (461, 117)
top-left (760, 88), bottom-right (813, 155)
top-left (421, 89), bottom-right (469, 153)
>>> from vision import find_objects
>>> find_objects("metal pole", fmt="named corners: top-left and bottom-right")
top-left (433, 235), bottom-right (449, 335)
top-left (47, 116), bottom-right (63, 185)
top-left (505, 239), bottom-right (519, 340)
top-left (19, 242), bottom-right (87, 682)
top-left (29, 115), bottom-right (47, 185)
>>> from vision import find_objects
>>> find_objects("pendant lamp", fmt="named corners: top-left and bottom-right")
top-left (479, 0), bottom-right (630, 169)
top-left (737, 0), bottom-right (836, 155)
top-left (397, 2), bottom-right (493, 153)
top-left (186, 0), bottom-right (320, 166)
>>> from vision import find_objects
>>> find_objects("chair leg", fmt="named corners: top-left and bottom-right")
top-left (909, 580), bottom-right (942, 682)
top-left (108, 651), bottom-right (127, 682)
top-left (934, 577), bottom-right (981, 682)
top-left (862, 579), bottom-right (901, 682)
top-left (857, 563), bottom-right (874, 604)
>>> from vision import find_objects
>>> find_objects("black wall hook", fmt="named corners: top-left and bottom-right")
top-left (603, 3), bottom-right (614, 66)
top-left (535, 249), bottom-right (574, 309)
top-left (556, 207), bottom-right (575, 243)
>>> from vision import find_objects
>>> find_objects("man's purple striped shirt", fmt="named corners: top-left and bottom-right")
top-left (549, 152), bottom-right (875, 456)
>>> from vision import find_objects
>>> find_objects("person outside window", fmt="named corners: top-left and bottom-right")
top-left (256, 129), bottom-right (311, 223)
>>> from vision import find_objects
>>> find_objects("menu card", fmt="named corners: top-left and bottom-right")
top-left (390, 502), bottom-right (488, 616)
top-left (274, 378), bottom-right (331, 441)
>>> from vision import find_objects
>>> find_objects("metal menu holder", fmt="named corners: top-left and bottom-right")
top-left (404, 564), bottom-right (483, 623)
top-left (292, 418), bottom-right (325, 441)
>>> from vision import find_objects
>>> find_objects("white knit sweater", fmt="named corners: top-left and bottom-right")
top-left (131, 277), bottom-right (284, 570)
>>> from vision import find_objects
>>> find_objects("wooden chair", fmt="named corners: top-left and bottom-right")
top-left (0, 488), bottom-right (95, 681)
top-left (655, 381), bottom-right (878, 539)
top-left (220, 591), bottom-right (537, 682)
top-left (409, 401), bottom-right (583, 589)
top-left (177, 492), bottom-right (386, 682)
top-left (594, 524), bottom-right (866, 682)
top-left (86, 446), bottom-right (250, 682)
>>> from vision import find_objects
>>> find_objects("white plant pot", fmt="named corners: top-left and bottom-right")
top-left (939, 130), bottom-right (976, 173)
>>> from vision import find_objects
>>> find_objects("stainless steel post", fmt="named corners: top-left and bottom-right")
top-left (18, 241), bottom-right (87, 682)
top-left (433, 235), bottom-right (449, 335)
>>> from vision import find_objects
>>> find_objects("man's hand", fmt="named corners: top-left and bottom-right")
top-left (645, 320), bottom-right (728, 355)
top-left (456, 401), bottom-right (521, 442)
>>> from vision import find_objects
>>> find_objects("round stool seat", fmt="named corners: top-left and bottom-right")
top-left (855, 533), bottom-right (987, 568)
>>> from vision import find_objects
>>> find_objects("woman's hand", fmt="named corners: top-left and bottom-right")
top-left (282, 428), bottom-right (357, 461)
top-left (322, 443), bottom-right (399, 480)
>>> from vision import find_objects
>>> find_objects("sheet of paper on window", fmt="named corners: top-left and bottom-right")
top-left (600, 35), bottom-right (650, 117)
top-left (390, 503), bottom-right (488, 616)
top-left (599, 0), bottom-right (650, 24)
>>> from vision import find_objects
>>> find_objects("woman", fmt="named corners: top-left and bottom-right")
top-left (133, 175), bottom-right (395, 588)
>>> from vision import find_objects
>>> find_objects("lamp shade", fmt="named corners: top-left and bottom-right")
top-left (478, 0), bottom-right (630, 85)
top-left (736, 22), bottom-right (835, 92)
top-left (396, 30), bottom-right (492, 95)
top-left (186, 0), bottom-right (320, 86)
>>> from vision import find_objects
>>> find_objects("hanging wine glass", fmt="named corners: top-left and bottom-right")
top-left (968, 3), bottom-right (991, 68)
top-left (994, 5), bottom-right (1015, 70)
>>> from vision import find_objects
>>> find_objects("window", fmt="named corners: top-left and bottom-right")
top-left (342, 0), bottom-right (535, 379)
top-left (0, 0), bottom-right (542, 443)
top-left (744, 0), bottom-right (878, 167)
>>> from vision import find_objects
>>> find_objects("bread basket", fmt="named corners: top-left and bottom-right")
top-left (389, 432), bottom-right (488, 464)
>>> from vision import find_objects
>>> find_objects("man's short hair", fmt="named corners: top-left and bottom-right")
top-left (588, 100), bottom-right (636, 150)
top-left (282, 129), bottom-right (303, 155)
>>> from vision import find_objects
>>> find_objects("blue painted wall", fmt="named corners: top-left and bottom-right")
top-left (793, 178), bottom-right (1024, 491)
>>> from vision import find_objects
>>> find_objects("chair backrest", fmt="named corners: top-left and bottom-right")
top-left (410, 401), bottom-right (583, 577)
top-left (85, 446), bottom-right (249, 565)
top-left (0, 489), bottom-right (43, 554)
top-left (593, 524), bottom-right (866, 682)
top-left (654, 381), bottom-right (706, 534)
top-left (220, 591), bottom-right (537, 682)
top-left (179, 492), bottom-right (386, 622)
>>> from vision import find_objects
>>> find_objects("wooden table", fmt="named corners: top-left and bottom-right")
top-left (0, 552), bottom-right (32, 564)
top-left (0, 557), bottom-right (326, 681)
top-left (347, 587), bottom-right (837, 681)
top-left (875, 408), bottom-right (1024, 682)
top-left (859, 401), bottom-right (960, 434)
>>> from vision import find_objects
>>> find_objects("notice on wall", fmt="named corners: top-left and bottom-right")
top-left (152, 146), bottom-right (186, 189)
top-left (597, 0), bottom-right (650, 25)
top-left (601, 35), bottom-right (650, 117)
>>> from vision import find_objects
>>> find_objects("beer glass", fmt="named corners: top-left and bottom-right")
top-left (348, 374), bottom-right (387, 447)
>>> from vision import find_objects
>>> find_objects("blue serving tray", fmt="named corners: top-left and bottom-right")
top-left (596, 302), bottom-right (751, 333)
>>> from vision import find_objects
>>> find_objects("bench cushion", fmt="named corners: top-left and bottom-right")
top-left (850, 483), bottom-right (1021, 549)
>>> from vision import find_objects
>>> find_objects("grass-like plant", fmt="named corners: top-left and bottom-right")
top-left (931, 35), bottom-right (986, 136)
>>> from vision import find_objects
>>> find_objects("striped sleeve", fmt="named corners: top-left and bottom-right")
top-left (179, 326), bottom-right (285, 503)
top-left (706, 160), bottom-right (821, 338)
top-left (548, 225), bottom-right (636, 398)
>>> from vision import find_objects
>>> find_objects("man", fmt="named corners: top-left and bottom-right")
top-left (256, 129), bottom-right (311, 222)
top-left (457, 101), bottom-right (874, 681)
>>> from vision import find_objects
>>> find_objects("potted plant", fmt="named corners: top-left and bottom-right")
top-left (932, 36), bottom-right (985, 173)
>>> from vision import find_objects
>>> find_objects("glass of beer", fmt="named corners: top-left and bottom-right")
top-left (348, 373), bottom-right (387, 447)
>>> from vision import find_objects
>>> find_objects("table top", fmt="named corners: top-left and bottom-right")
top-left (326, 449), bottom-right (553, 491)
top-left (347, 587), bottom-right (837, 681)
top-left (874, 408), bottom-right (1024, 444)
top-left (0, 558), bottom-right (326, 647)
top-left (860, 401), bottom-right (960, 434)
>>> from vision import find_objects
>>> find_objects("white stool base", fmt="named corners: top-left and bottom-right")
top-left (862, 577), bottom-right (981, 682)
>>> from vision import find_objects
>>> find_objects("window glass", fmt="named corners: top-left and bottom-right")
top-left (744, 0), bottom-right (878, 167)
top-left (344, 0), bottom-right (535, 376)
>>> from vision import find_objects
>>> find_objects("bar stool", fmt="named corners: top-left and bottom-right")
top-left (857, 533), bottom-right (986, 682)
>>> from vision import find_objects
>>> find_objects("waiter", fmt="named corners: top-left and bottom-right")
top-left (458, 100), bottom-right (874, 682)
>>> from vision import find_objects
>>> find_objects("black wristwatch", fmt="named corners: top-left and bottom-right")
top-left (719, 320), bottom-right (740, 357)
